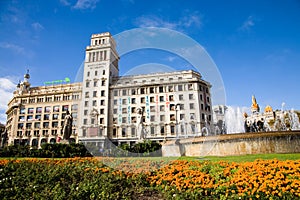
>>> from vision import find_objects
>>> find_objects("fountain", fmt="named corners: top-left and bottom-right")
top-left (287, 109), bottom-right (300, 130)
top-left (224, 106), bottom-right (245, 134)
top-left (162, 97), bottom-right (300, 157)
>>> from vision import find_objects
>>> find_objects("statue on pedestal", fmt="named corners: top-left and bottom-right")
top-left (136, 107), bottom-right (146, 141)
top-left (62, 111), bottom-right (73, 140)
top-left (0, 128), bottom-right (8, 148)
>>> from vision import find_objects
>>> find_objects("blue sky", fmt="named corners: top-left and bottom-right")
top-left (0, 0), bottom-right (300, 123)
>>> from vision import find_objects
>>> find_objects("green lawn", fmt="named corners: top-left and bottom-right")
top-left (179, 153), bottom-right (300, 162)
top-left (2, 153), bottom-right (300, 163)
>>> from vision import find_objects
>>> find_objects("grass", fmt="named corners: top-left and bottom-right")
top-left (2, 153), bottom-right (300, 163)
top-left (179, 153), bottom-right (300, 162)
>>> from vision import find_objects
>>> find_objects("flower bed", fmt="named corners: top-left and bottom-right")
top-left (1, 157), bottom-right (299, 199)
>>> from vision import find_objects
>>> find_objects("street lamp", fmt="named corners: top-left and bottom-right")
top-left (175, 103), bottom-right (180, 138)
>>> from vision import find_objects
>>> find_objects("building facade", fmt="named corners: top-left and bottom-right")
top-left (5, 32), bottom-right (213, 148)
top-left (5, 73), bottom-right (81, 147)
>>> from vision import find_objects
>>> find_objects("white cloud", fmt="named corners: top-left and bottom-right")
top-left (60, 0), bottom-right (99, 10)
top-left (135, 11), bottom-right (202, 31)
top-left (0, 77), bottom-right (16, 124)
top-left (31, 22), bottom-right (44, 31)
top-left (239, 16), bottom-right (255, 31)
top-left (0, 42), bottom-right (25, 55)
top-left (73, 0), bottom-right (99, 10)
top-left (60, 0), bottom-right (71, 6)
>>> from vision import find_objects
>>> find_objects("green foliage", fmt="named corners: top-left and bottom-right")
top-left (0, 159), bottom-right (161, 200)
top-left (0, 143), bottom-right (92, 158)
top-left (117, 140), bottom-right (162, 157)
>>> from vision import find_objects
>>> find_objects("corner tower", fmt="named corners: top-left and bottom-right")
top-left (79, 32), bottom-right (119, 147)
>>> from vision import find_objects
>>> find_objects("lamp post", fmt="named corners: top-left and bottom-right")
top-left (175, 103), bottom-right (180, 138)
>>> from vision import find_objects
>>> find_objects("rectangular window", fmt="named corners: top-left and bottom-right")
top-left (132, 98), bottom-right (136, 104)
top-left (36, 107), bottom-right (42, 113)
top-left (171, 125), bottom-right (175, 134)
top-left (150, 96), bottom-right (155, 103)
top-left (53, 105), bottom-right (59, 112)
top-left (94, 80), bottom-right (98, 87)
top-left (52, 114), bottom-right (59, 120)
top-left (52, 121), bottom-right (59, 128)
top-left (131, 89), bottom-right (136, 95)
top-left (113, 99), bottom-right (118, 105)
top-left (189, 94), bottom-right (194, 100)
top-left (170, 114), bottom-right (175, 121)
top-left (93, 91), bottom-right (97, 97)
top-left (190, 103), bottom-right (195, 109)
top-left (150, 115), bottom-right (155, 121)
top-left (72, 104), bottom-right (78, 111)
top-left (101, 80), bottom-right (105, 86)
top-left (180, 104), bottom-right (184, 110)
top-left (160, 105), bottom-right (165, 112)
top-left (151, 127), bottom-right (155, 136)
top-left (27, 115), bottom-right (33, 121)
top-left (83, 119), bottom-right (87, 125)
top-left (178, 85), bottom-right (183, 91)
top-left (44, 106), bottom-right (51, 113)
top-left (180, 114), bottom-right (185, 120)
top-left (19, 116), bottom-right (25, 121)
top-left (114, 90), bottom-right (118, 96)
top-left (100, 100), bottom-right (105, 106)
top-left (84, 110), bottom-right (88, 115)
top-left (159, 86), bottom-right (164, 93)
top-left (85, 92), bottom-right (89, 98)
top-left (28, 108), bottom-right (34, 114)
top-left (72, 112), bottom-right (78, 119)
top-left (92, 100), bottom-right (97, 106)
top-left (86, 81), bottom-right (90, 88)
top-left (150, 87), bottom-right (154, 93)
top-left (131, 127), bottom-right (136, 137)
top-left (43, 122), bottom-right (49, 128)
top-left (122, 90), bottom-right (127, 95)
top-left (141, 97), bottom-right (145, 103)
top-left (150, 106), bottom-right (155, 112)
top-left (101, 90), bottom-right (105, 96)
top-left (18, 123), bottom-right (24, 129)
top-left (141, 88), bottom-right (145, 94)
top-left (159, 96), bottom-right (164, 102)
top-left (122, 128), bottom-right (126, 137)
top-left (160, 115), bottom-right (165, 121)
top-left (179, 94), bottom-right (184, 101)
top-left (160, 126), bottom-right (165, 134)
top-left (62, 105), bottom-right (69, 111)
top-left (35, 115), bottom-right (41, 120)
top-left (20, 107), bottom-right (25, 114)
top-left (122, 99), bottom-right (127, 105)
top-left (100, 109), bottom-right (104, 114)
top-left (34, 122), bottom-right (40, 129)
top-left (44, 114), bottom-right (50, 120)
top-left (99, 118), bottom-right (103, 124)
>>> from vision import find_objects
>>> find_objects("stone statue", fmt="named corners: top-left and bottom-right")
top-left (1, 128), bottom-right (8, 148)
top-left (136, 107), bottom-right (146, 141)
top-left (62, 111), bottom-right (73, 140)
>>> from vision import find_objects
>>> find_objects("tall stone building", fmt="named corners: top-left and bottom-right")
top-left (5, 32), bottom-right (213, 148)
